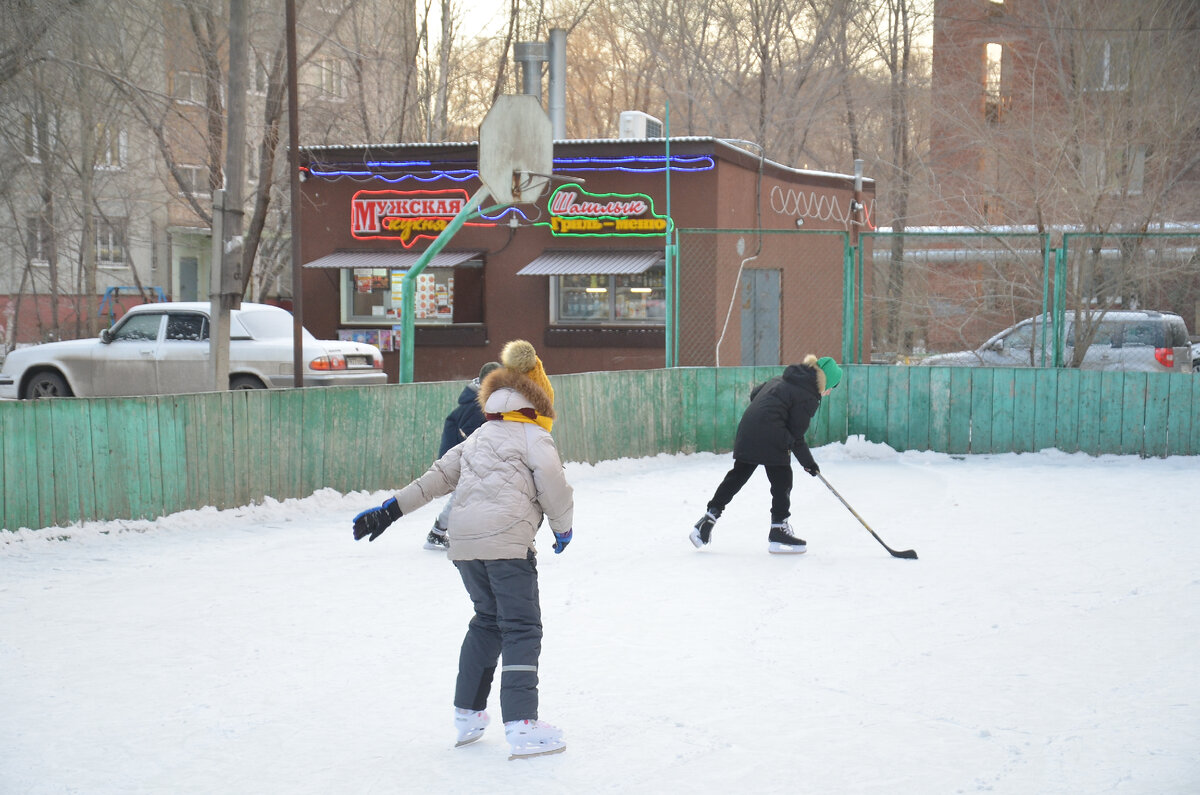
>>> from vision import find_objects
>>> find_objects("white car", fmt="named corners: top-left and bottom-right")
top-left (0, 302), bottom-right (386, 399)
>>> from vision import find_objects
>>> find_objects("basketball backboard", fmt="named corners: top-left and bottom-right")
top-left (478, 94), bottom-right (553, 205)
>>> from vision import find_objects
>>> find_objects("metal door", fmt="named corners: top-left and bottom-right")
top-left (179, 256), bottom-right (199, 301)
top-left (741, 269), bottom-right (781, 366)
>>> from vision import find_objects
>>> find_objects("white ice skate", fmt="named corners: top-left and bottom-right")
top-left (767, 522), bottom-right (807, 554)
top-left (454, 707), bottom-right (490, 747)
top-left (504, 719), bottom-right (566, 760)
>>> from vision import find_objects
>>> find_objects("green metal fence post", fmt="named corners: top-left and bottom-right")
top-left (663, 104), bottom-right (674, 368)
top-left (1054, 240), bottom-right (1068, 368)
top-left (842, 234), bottom-right (856, 364)
top-left (398, 187), bottom-right (490, 383)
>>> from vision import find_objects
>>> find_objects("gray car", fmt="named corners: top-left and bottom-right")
top-left (920, 310), bottom-right (1194, 373)
top-left (0, 302), bottom-right (387, 399)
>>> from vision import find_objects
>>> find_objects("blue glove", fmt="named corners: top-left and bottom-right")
top-left (353, 497), bottom-right (402, 541)
top-left (552, 528), bottom-right (572, 554)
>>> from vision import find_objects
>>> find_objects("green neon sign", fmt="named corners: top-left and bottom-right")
top-left (542, 184), bottom-right (673, 237)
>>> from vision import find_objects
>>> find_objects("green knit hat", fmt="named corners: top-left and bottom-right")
top-left (816, 356), bottom-right (843, 390)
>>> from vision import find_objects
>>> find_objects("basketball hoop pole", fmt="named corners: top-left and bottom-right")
top-left (398, 186), bottom-right (491, 383)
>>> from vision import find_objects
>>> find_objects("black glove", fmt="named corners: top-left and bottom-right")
top-left (353, 497), bottom-right (402, 541)
top-left (803, 463), bottom-right (820, 477)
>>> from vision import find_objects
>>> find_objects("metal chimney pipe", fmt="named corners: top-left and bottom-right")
top-left (548, 28), bottom-right (567, 139)
top-left (513, 41), bottom-right (547, 102)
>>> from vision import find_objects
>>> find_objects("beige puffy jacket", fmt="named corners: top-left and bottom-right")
top-left (393, 377), bottom-right (573, 561)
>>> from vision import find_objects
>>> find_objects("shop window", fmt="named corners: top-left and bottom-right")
top-left (553, 268), bottom-right (666, 325)
top-left (340, 260), bottom-right (483, 325)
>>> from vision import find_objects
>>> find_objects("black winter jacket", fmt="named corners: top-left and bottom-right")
top-left (439, 380), bottom-right (486, 457)
top-left (731, 363), bottom-right (822, 469)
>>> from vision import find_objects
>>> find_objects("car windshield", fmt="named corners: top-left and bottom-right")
top-left (1001, 322), bottom-right (1036, 349)
top-left (235, 309), bottom-right (317, 341)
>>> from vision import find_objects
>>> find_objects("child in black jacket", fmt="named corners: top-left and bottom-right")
top-left (690, 354), bottom-right (842, 554)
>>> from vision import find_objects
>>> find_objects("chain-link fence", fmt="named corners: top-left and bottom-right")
top-left (670, 228), bottom-right (1199, 371)
top-left (674, 229), bottom-right (849, 367)
top-left (1055, 232), bottom-right (1200, 370)
top-left (856, 231), bottom-right (1053, 365)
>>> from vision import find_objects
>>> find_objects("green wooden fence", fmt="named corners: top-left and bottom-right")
top-left (2, 365), bottom-right (1197, 532)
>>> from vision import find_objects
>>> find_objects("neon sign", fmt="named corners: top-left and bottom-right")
top-left (350, 188), bottom-right (491, 246)
top-left (541, 184), bottom-right (671, 237)
top-left (303, 154), bottom-right (715, 184)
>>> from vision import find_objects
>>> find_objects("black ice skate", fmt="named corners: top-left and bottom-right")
top-left (767, 522), bottom-right (806, 554)
top-left (424, 523), bottom-right (449, 551)
top-left (690, 511), bottom-right (718, 548)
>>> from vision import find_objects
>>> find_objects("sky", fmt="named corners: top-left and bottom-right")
top-left (2, 438), bottom-right (1198, 793)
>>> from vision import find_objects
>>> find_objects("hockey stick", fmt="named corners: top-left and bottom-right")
top-left (816, 473), bottom-right (918, 559)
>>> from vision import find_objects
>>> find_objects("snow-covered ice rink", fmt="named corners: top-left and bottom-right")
top-left (3, 439), bottom-right (1198, 793)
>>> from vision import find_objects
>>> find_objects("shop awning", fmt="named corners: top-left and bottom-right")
top-left (515, 250), bottom-right (664, 276)
top-left (303, 250), bottom-right (483, 269)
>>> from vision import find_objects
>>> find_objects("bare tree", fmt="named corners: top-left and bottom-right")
top-left (0, 0), bottom-right (85, 86)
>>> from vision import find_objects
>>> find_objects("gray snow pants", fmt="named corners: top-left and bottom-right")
top-left (453, 552), bottom-right (542, 723)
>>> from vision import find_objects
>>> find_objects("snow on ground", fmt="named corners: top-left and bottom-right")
top-left (2, 438), bottom-right (1198, 794)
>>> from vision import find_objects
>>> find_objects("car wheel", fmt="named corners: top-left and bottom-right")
top-left (23, 370), bottom-right (73, 399)
top-left (229, 375), bottom-right (267, 390)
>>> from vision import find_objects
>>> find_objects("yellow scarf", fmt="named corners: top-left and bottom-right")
top-left (497, 410), bottom-right (554, 433)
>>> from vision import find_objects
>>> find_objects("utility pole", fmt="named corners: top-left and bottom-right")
top-left (210, 0), bottom-right (248, 390)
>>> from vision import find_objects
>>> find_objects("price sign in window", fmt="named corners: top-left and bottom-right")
top-left (343, 267), bottom-right (458, 325)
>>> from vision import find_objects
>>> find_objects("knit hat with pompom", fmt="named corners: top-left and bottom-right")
top-left (501, 339), bottom-right (555, 421)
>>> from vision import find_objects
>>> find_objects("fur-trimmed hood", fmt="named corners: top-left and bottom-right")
top-left (477, 367), bottom-right (556, 419)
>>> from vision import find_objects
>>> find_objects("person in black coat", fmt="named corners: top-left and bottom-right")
top-left (423, 360), bottom-right (501, 550)
top-left (690, 354), bottom-right (842, 555)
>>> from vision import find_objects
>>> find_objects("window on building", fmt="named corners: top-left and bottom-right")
top-left (1084, 39), bottom-right (1130, 91)
top-left (314, 58), bottom-right (345, 98)
top-left (23, 114), bottom-right (40, 160)
top-left (25, 215), bottom-right (51, 262)
top-left (177, 164), bottom-right (209, 196)
top-left (984, 43), bottom-right (1010, 124)
top-left (1117, 145), bottom-right (1146, 195)
top-left (1081, 144), bottom-right (1146, 195)
top-left (247, 143), bottom-right (260, 184)
top-left (95, 124), bottom-right (127, 169)
top-left (251, 56), bottom-right (269, 95)
top-left (340, 260), bottom-right (483, 325)
top-left (552, 268), bottom-right (666, 325)
top-left (22, 113), bottom-right (59, 161)
top-left (95, 216), bottom-right (127, 266)
top-left (172, 70), bottom-right (207, 104)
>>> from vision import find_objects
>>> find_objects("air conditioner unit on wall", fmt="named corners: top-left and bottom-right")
top-left (618, 110), bottom-right (663, 139)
